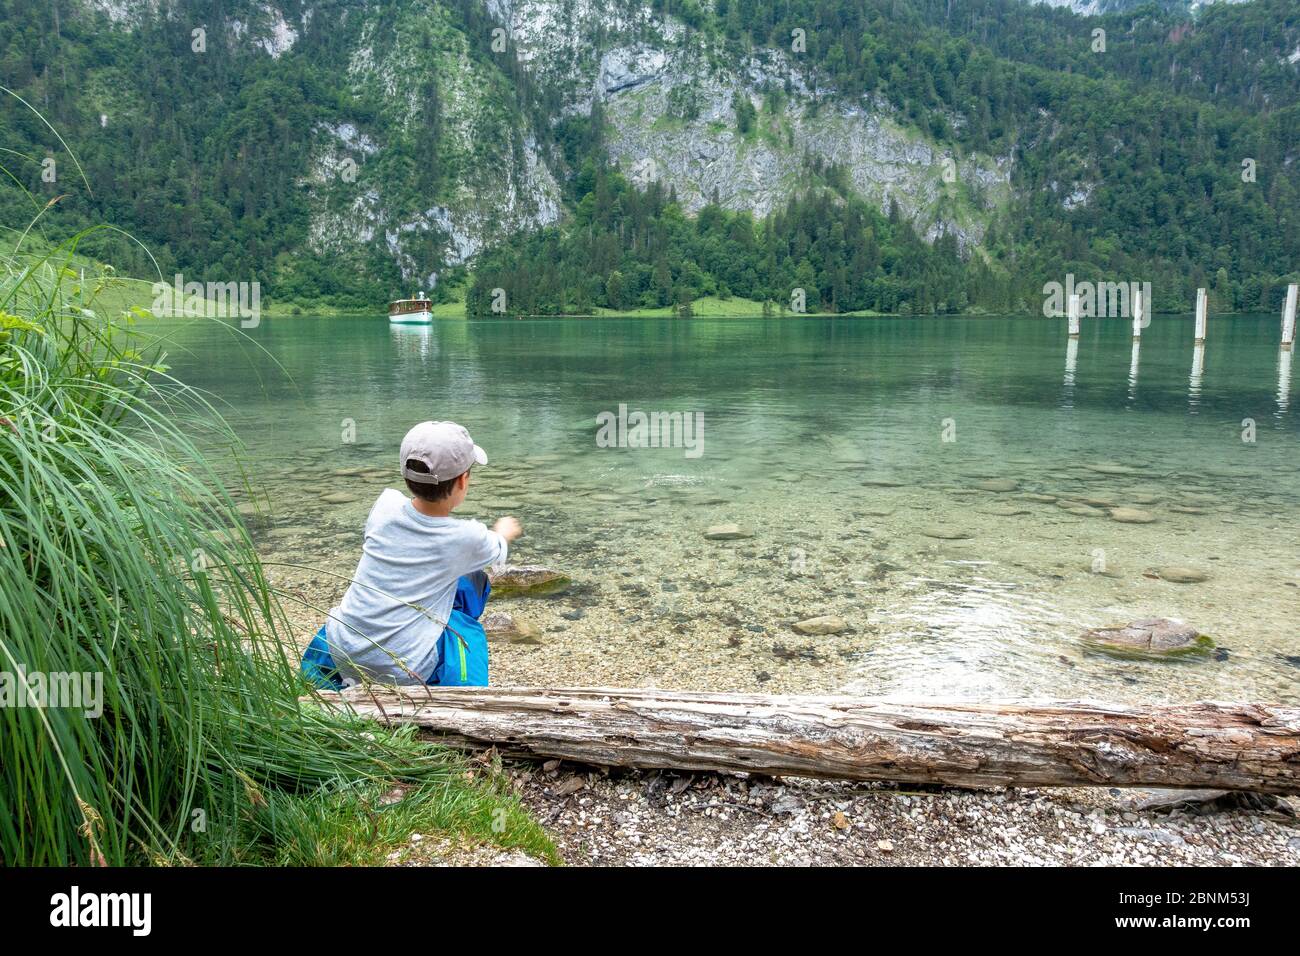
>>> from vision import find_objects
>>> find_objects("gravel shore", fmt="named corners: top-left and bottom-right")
top-left (374, 756), bottom-right (1300, 867)
top-left (501, 764), bottom-right (1300, 867)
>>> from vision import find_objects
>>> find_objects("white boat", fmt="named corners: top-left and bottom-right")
top-left (389, 292), bottom-right (432, 324)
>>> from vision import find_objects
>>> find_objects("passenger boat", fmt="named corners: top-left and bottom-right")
top-left (388, 293), bottom-right (433, 324)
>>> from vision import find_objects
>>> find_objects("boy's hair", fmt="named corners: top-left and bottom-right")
top-left (404, 459), bottom-right (465, 502)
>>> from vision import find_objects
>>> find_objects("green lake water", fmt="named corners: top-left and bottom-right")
top-left (158, 313), bottom-right (1300, 702)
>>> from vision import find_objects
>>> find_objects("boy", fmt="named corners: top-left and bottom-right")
top-left (301, 420), bottom-right (522, 688)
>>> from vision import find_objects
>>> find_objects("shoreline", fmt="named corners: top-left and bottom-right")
top-left (258, 307), bottom-right (1261, 320)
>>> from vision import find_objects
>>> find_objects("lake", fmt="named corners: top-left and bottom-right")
top-left (158, 313), bottom-right (1300, 703)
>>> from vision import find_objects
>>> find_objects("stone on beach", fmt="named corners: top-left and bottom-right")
top-left (1080, 618), bottom-right (1214, 660)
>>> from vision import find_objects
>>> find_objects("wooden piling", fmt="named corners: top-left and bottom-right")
top-left (1194, 288), bottom-right (1207, 345)
top-left (1131, 288), bottom-right (1144, 341)
top-left (1067, 293), bottom-right (1080, 338)
top-left (1283, 283), bottom-right (1298, 351)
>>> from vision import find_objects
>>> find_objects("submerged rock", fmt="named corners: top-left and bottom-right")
top-left (981, 503), bottom-right (1030, 516)
top-left (321, 492), bottom-right (360, 504)
top-left (1081, 618), bottom-right (1215, 660)
top-left (1154, 566), bottom-right (1209, 584)
top-left (483, 611), bottom-right (543, 644)
top-left (974, 478), bottom-right (1019, 492)
top-left (792, 615), bottom-right (848, 636)
top-left (488, 565), bottom-right (572, 597)
top-left (1109, 507), bottom-right (1156, 524)
top-left (1085, 463), bottom-right (1141, 476)
top-left (921, 526), bottom-right (971, 539)
top-left (704, 523), bottom-right (753, 540)
top-left (1080, 496), bottom-right (1118, 508)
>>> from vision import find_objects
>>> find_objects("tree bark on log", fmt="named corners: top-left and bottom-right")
top-left (314, 686), bottom-right (1300, 794)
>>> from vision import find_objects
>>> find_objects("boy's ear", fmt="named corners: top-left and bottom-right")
top-left (458, 471), bottom-right (471, 489)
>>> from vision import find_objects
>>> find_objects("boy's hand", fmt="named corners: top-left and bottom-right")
top-left (493, 516), bottom-right (522, 542)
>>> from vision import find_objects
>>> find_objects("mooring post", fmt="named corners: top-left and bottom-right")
top-left (1132, 288), bottom-right (1144, 341)
top-left (1282, 283), bottom-right (1298, 351)
top-left (1194, 288), bottom-right (1207, 345)
top-left (1067, 293), bottom-right (1080, 339)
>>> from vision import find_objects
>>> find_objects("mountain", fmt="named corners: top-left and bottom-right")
top-left (2, 0), bottom-right (1297, 314)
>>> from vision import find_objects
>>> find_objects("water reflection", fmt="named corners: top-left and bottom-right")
top-left (1126, 340), bottom-right (1140, 402)
top-left (1278, 348), bottom-right (1292, 417)
top-left (1189, 343), bottom-right (1205, 411)
top-left (390, 324), bottom-right (436, 360)
top-left (1062, 337), bottom-right (1078, 407)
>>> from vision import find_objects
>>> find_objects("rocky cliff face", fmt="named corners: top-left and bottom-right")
top-left (486, 0), bottom-right (1011, 250)
top-left (302, 1), bottom-right (562, 281)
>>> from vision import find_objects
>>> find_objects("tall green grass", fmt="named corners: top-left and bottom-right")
top-left (0, 232), bottom-right (555, 866)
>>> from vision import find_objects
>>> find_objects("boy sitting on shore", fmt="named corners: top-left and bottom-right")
top-left (301, 421), bottom-right (522, 688)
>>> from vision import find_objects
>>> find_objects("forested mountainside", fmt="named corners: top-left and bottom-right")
top-left (2, 0), bottom-right (1297, 314)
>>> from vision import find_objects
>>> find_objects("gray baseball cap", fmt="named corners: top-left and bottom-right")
top-left (399, 421), bottom-right (488, 484)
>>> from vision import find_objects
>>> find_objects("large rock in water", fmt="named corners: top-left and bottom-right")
top-left (488, 565), bottom-right (572, 598)
top-left (1081, 618), bottom-right (1215, 660)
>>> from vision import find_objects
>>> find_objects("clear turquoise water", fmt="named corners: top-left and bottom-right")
top-left (157, 313), bottom-right (1300, 702)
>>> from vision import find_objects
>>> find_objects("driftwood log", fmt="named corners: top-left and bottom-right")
top-left (315, 686), bottom-right (1300, 794)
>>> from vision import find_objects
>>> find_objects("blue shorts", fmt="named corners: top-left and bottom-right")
top-left (301, 572), bottom-right (491, 689)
